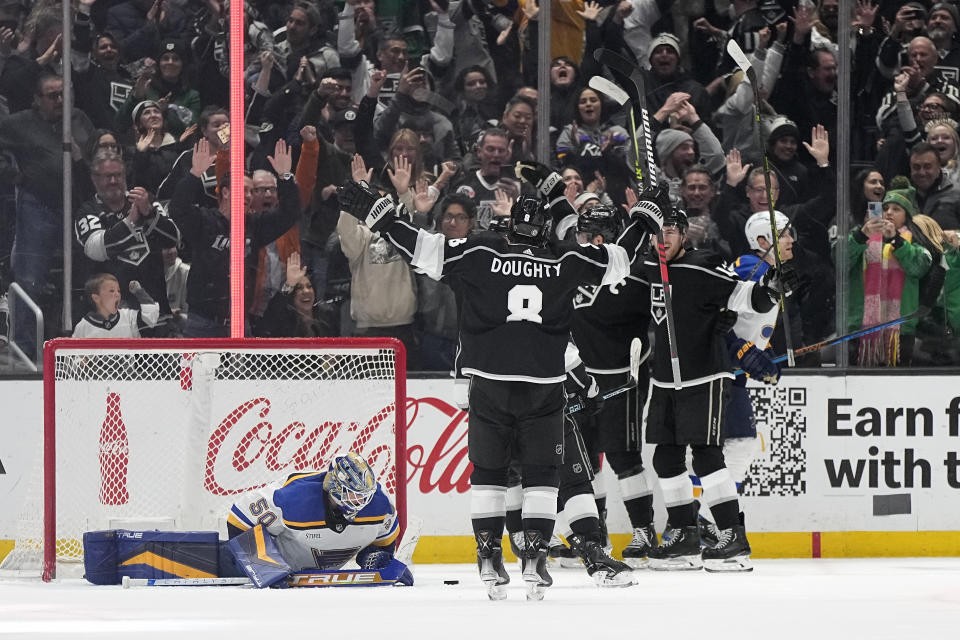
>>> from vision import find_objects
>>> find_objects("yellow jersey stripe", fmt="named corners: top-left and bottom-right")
top-left (227, 512), bottom-right (250, 531)
top-left (372, 526), bottom-right (400, 547)
top-left (283, 519), bottom-right (327, 528)
top-left (120, 552), bottom-right (216, 579)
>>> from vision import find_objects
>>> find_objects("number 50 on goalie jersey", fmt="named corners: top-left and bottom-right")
top-left (382, 220), bottom-right (642, 383)
top-left (227, 472), bottom-right (399, 572)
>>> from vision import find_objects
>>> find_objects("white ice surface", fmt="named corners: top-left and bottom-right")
top-left (1, 558), bottom-right (959, 639)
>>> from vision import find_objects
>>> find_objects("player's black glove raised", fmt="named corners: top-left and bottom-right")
top-left (729, 337), bottom-right (780, 384)
top-left (628, 184), bottom-right (669, 235)
top-left (338, 180), bottom-right (398, 234)
top-left (761, 263), bottom-right (799, 302)
top-left (515, 160), bottom-right (565, 201)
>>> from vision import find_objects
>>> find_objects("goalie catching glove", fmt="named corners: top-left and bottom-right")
top-left (627, 184), bottom-right (671, 235)
top-left (515, 160), bottom-right (565, 202)
top-left (339, 180), bottom-right (402, 234)
top-left (728, 337), bottom-right (780, 385)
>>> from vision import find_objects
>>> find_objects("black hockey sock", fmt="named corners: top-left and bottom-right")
top-left (624, 494), bottom-right (655, 528)
top-left (710, 499), bottom-right (740, 530)
top-left (594, 495), bottom-right (606, 516)
top-left (522, 518), bottom-right (555, 543)
top-left (568, 516), bottom-right (602, 543)
top-left (472, 516), bottom-right (505, 539)
top-left (665, 502), bottom-right (698, 527)
top-left (505, 508), bottom-right (522, 535)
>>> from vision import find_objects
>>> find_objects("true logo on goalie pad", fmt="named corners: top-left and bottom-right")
top-left (650, 283), bottom-right (666, 324)
top-left (290, 571), bottom-right (381, 586)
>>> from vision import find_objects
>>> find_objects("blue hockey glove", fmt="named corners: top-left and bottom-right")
top-left (729, 337), bottom-right (780, 385)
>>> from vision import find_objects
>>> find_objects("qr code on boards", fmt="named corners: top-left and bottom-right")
top-left (740, 386), bottom-right (806, 497)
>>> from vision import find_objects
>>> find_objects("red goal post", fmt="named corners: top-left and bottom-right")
top-left (6, 338), bottom-right (406, 581)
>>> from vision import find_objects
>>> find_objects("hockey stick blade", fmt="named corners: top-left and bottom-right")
top-left (396, 515), bottom-right (423, 565)
top-left (588, 75), bottom-right (630, 106)
top-left (628, 337), bottom-right (643, 385)
top-left (726, 39), bottom-right (757, 84)
top-left (568, 338), bottom-right (645, 414)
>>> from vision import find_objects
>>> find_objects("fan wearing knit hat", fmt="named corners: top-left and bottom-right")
top-left (847, 176), bottom-right (934, 366)
top-left (764, 116), bottom-right (809, 208)
top-left (646, 32), bottom-right (712, 134)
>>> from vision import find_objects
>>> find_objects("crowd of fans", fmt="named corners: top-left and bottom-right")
top-left (0, 0), bottom-right (959, 369)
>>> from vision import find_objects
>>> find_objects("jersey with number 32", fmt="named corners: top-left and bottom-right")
top-left (383, 222), bottom-right (635, 383)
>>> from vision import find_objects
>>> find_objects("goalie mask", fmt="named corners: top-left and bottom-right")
top-left (577, 204), bottom-right (623, 243)
top-left (510, 196), bottom-right (551, 245)
top-left (745, 210), bottom-right (792, 251)
top-left (323, 452), bottom-right (377, 521)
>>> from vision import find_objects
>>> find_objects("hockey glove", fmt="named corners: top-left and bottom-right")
top-left (714, 308), bottom-right (738, 335)
top-left (729, 337), bottom-right (780, 385)
top-left (761, 263), bottom-right (799, 302)
top-left (338, 180), bottom-right (397, 234)
top-left (515, 160), bottom-right (565, 201)
top-left (566, 375), bottom-right (604, 416)
top-left (628, 184), bottom-right (670, 235)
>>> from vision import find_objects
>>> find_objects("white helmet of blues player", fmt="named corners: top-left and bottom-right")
top-left (744, 210), bottom-right (791, 252)
top-left (323, 452), bottom-right (377, 521)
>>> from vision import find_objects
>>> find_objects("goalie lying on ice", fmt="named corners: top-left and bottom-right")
top-left (226, 452), bottom-right (410, 587)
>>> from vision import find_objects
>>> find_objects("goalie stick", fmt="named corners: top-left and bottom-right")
top-left (566, 337), bottom-right (643, 414)
top-left (733, 310), bottom-right (928, 376)
top-left (726, 39), bottom-right (796, 367)
top-left (122, 566), bottom-right (412, 588)
top-left (592, 49), bottom-right (683, 389)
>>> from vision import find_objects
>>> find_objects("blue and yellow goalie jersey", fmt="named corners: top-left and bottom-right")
top-left (227, 471), bottom-right (399, 572)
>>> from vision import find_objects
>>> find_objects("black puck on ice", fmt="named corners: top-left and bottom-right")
top-left (443, 579), bottom-right (459, 585)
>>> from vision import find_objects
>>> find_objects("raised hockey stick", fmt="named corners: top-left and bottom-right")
top-left (566, 338), bottom-right (644, 414)
top-left (593, 48), bottom-right (683, 389)
top-left (726, 39), bottom-right (796, 367)
top-left (733, 310), bottom-right (928, 375)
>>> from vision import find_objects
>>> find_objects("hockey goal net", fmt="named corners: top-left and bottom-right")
top-left (2, 338), bottom-right (407, 581)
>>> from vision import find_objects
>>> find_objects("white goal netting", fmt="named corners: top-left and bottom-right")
top-left (1, 338), bottom-right (406, 580)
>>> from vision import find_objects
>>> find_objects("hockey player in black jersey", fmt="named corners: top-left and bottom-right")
top-left (568, 205), bottom-right (659, 568)
top-left (641, 207), bottom-right (796, 572)
top-left (341, 159), bottom-right (665, 599)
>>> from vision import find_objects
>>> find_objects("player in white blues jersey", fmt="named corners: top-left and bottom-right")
top-left (227, 453), bottom-right (399, 573)
top-left (695, 211), bottom-right (793, 547)
top-left (340, 159), bottom-right (664, 599)
top-left (640, 207), bottom-right (797, 573)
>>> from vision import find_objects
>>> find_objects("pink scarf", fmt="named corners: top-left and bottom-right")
top-left (859, 228), bottom-right (910, 366)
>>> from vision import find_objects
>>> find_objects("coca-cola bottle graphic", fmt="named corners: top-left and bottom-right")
top-left (99, 392), bottom-right (130, 505)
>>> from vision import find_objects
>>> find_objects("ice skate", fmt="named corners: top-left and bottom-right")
top-left (547, 534), bottom-right (580, 568)
top-left (621, 523), bottom-right (657, 569)
top-left (475, 530), bottom-right (510, 600)
top-left (702, 525), bottom-right (753, 573)
top-left (520, 530), bottom-right (553, 600)
top-left (569, 533), bottom-right (634, 587)
top-left (648, 525), bottom-right (703, 571)
top-left (698, 514), bottom-right (720, 549)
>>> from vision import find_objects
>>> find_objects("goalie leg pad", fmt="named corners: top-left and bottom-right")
top-left (227, 525), bottom-right (293, 588)
top-left (83, 529), bottom-right (220, 585)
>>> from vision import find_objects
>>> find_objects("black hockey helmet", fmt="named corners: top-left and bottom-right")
top-left (662, 206), bottom-right (689, 233)
top-left (510, 196), bottom-right (551, 245)
top-left (577, 204), bottom-right (623, 243)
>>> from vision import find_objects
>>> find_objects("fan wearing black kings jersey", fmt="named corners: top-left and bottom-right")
top-left (640, 207), bottom-right (796, 573)
top-left (569, 205), bottom-right (658, 568)
top-left (340, 159), bottom-right (664, 598)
